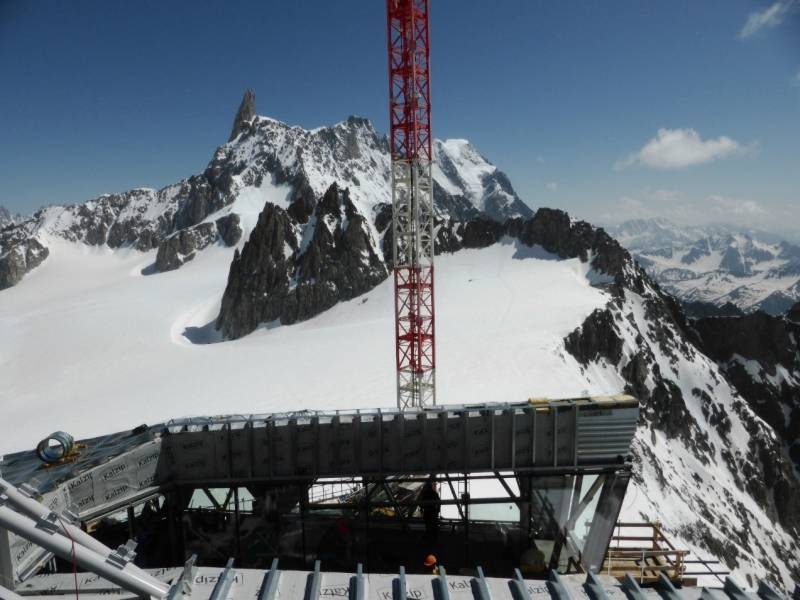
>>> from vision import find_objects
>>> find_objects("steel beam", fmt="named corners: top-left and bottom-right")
top-left (0, 477), bottom-right (163, 589)
top-left (0, 584), bottom-right (25, 600)
top-left (547, 569), bottom-right (573, 600)
top-left (656, 573), bottom-right (682, 600)
top-left (0, 504), bottom-right (167, 598)
top-left (350, 564), bottom-right (365, 600)
top-left (257, 559), bottom-right (281, 600)
top-left (393, 566), bottom-right (407, 600)
top-left (473, 567), bottom-right (491, 600)
top-left (433, 566), bottom-right (450, 600)
top-left (305, 560), bottom-right (321, 600)
top-left (584, 570), bottom-right (610, 600)
top-left (621, 574), bottom-right (648, 600)
top-left (510, 569), bottom-right (532, 600)
top-left (166, 554), bottom-right (197, 600)
top-left (209, 559), bottom-right (236, 600)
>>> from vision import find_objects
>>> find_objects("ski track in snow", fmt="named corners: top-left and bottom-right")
top-left (0, 239), bottom-right (615, 456)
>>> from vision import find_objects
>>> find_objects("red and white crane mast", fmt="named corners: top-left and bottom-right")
top-left (387, 0), bottom-right (436, 409)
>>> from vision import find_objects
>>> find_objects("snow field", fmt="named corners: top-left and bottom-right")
top-left (0, 238), bottom-right (614, 456)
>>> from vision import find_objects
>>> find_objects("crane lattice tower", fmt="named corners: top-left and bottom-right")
top-left (387, 0), bottom-right (436, 409)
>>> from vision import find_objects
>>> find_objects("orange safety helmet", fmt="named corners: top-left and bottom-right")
top-left (423, 554), bottom-right (437, 567)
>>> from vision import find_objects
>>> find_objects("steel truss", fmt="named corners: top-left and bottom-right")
top-left (387, 0), bottom-right (436, 409)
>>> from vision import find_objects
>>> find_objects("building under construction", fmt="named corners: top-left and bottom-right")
top-left (0, 1), bottom-right (795, 599)
top-left (0, 396), bottom-right (792, 600)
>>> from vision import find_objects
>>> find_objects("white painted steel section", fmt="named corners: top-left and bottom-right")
top-left (0, 505), bottom-right (168, 598)
top-left (0, 478), bottom-right (160, 587)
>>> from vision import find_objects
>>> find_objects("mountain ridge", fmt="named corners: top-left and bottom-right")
top-left (606, 218), bottom-right (800, 315)
top-left (0, 92), bottom-right (531, 291)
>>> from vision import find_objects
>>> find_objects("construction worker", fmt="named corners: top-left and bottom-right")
top-left (419, 481), bottom-right (441, 541)
top-left (423, 554), bottom-right (440, 574)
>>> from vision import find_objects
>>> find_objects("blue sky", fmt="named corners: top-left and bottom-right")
top-left (1, 0), bottom-right (798, 235)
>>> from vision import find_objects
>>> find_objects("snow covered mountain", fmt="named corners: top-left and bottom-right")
top-left (0, 206), bottom-right (16, 227)
top-left (0, 90), bottom-right (530, 291)
top-left (607, 219), bottom-right (800, 315)
top-left (1, 92), bottom-right (798, 590)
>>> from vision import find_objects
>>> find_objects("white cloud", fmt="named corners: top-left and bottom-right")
top-left (545, 182), bottom-right (558, 192)
top-left (707, 195), bottom-right (767, 217)
top-left (739, 0), bottom-right (796, 39)
top-left (616, 128), bottom-right (745, 170)
top-left (598, 189), bottom-right (777, 229)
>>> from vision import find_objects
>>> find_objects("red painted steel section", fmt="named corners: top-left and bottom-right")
top-left (387, 0), bottom-right (435, 402)
top-left (394, 265), bottom-right (435, 373)
top-left (387, 0), bottom-right (432, 163)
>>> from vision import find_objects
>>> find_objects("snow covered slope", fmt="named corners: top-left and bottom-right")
top-left (607, 219), bottom-right (800, 315)
top-left (2, 206), bottom-right (798, 590)
top-left (0, 238), bottom-right (609, 452)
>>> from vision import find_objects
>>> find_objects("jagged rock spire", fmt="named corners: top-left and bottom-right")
top-left (0, 206), bottom-right (13, 226)
top-left (228, 89), bottom-right (256, 142)
top-left (789, 301), bottom-right (800, 323)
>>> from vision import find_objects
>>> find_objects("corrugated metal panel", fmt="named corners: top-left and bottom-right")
top-left (13, 566), bottom-right (793, 600)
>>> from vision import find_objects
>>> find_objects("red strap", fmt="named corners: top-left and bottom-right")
top-left (56, 516), bottom-right (79, 600)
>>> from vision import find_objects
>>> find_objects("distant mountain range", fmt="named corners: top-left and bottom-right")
top-left (0, 206), bottom-right (21, 228)
top-left (606, 218), bottom-right (800, 315)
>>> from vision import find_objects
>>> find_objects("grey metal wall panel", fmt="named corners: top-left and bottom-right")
top-left (155, 400), bottom-right (638, 483)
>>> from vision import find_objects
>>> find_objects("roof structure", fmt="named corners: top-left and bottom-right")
top-left (0, 397), bottom-right (795, 598)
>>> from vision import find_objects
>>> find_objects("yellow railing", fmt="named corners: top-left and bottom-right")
top-left (603, 522), bottom-right (689, 583)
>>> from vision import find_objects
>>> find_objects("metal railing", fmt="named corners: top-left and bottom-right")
top-left (603, 522), bottom-right (689, 583)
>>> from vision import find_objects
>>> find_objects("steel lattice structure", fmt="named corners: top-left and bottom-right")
top-left (387, 0), bottom-right (436, 410)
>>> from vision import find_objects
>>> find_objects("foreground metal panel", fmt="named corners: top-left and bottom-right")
top-left (12, 564), bottom-right (794, 600)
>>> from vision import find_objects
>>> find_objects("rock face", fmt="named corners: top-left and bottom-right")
top-left (561, 223), bottom-right (800, 589)
top-left (0, 239), bottom-right (48, 290)
top-left (789, 302), bottom-right (800, 323)
top-left (682, 301), bottom-right (745, 319)
top-left (215, 206), bottom-right (628, 340)
top-left (155, 214), bottom-right (242, 273)
top-left (693, 311), bottom-right (800, 472)
top-left (216, 183), bottom-right (387, 339)
top-left (0, 174), bottom-right (240, 281)
top-left (229, 89), bottom-right (256, 142)
top-left (0, 206), bottom-right (15, 228)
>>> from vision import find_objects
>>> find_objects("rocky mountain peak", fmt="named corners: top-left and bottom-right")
top-left (229, 88), bottom-right (257, 142)
top-left (0, 206), bottom-right (13, 227)
top-left (216, 181), bottom-right (387, 339)
top-left (788, 301), bottom-right (800, 323)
